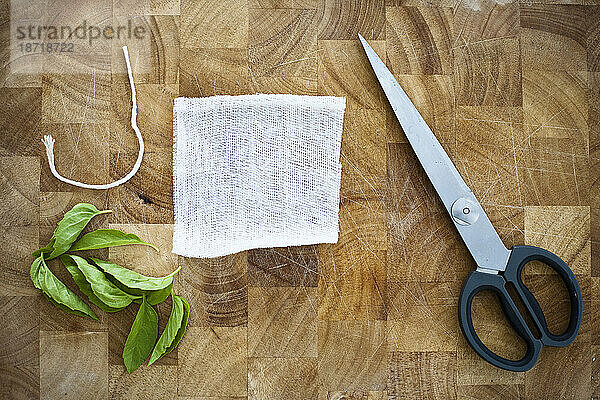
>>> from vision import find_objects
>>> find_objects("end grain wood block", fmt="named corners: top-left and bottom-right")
top-left (0, 226), bottom-right (39, 296)
top-left (455, 106), bottom-right (525, 146)
top-left (179, 48), bottom-right (249, 97)
top-left (110, 82), bottom-right (178, 153)
top-left (108, 224), bottom-right (177, 277)
top-left (178, 252), bottom-right (248, 327)
top-left (589, 7), bottom-right (600, 71)
top-left (180, 0), bottom-right (248, 49)
top-left (593, 278), bottom-right (600, 343)
top-left (318, 320), bottom-right (387, 391)
top-left (524, 341), bottom-right (591, 399)
top-left (250, 0), bottom-right (318, 8)
top-left (317, 0), bottom-right (385, 40)
top-left (386, 6), bottom-right (453, 75)
top-left (387, 75), bottom-right (454, 144)
top-left (340, 109), bottom-right (387, 199)
top-left (109, 365), bottom-right (177, 399)
top-left (483, 204), bottom-right (525, 249)
top-left (594, 345), bottom-right (600, 398)
top-left (387, 144), bottom-right (472, 281)
top-left (150, 0), bottom-right (180, 15)
top-left (40, 331), bottom-right (108, 400)
top-left (386, 207), bottom-right (471, 282)
top-left (0, 88), bottom-right (41, 156)
top-left (0, 157), bottom-right (39, 227)
top-left (248, 357), bottom-right (318, 400)
top-left (0, 363), bottom-right (39, 400)
top-left (0, 296), bottom-right (39, 366)
top-left (593, 208), bottom-right (600, 276)
top-left (523, 70), bottom-right (588, 139)
top-left (113, 0), bottom-right (150, 16)
top-left (41, 74), bottom-right (111, 123)
top-left (178, 326), bottom-right (248, 397)
top-left (249, 9), bottom-right (317, 77)
top-left (248, 245), bottom-right (319, 287)
top-left (453, 107), bottom-right (525, 206)
top-left (454, 38), bottom-right (522, 107)
top-left (387, 351), bottom-right (456, 400)
top-left (110, 16), bottom-right (179, 84)
top-left (520, 5), bottom-right (587, 71)
top-left (248, 287), bottom-right (317, 358)
top-left (39, 123), bottom-right (111, 192)
top-left (590, 72), bottom-right (600, 208)
top-left (0, 297), bottom-right (39, 400)
top-left (453, 0), bottom-right (519, 43)
top-left (318, 199), bottom-right (387, 321)
top-left (386, 142), bottom-right (443, 210)
top-left (320, 391), bottom-right (387, 400)
top-left (108, 150), bottom-right (174, 223)
top-left (457, 384), bottom-right (523, 400)
top-left (249, 76), bottom-right (317, 95)
top-left (456, 107), bottom-right (588, 207)
top-left (515, 137), bottom-right (588, 206)
top-left (387, 281), bottom-right (459, 352)
top-left (524, 206), bottom-right (590, 275)
top-left (318, 39), bottom-right (386, 110)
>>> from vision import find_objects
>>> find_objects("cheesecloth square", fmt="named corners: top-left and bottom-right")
top-left (173, 94), bottom-right (346, 258)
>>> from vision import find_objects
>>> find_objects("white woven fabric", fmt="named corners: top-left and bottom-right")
top-left (172, 94), bottom-right (346, 258)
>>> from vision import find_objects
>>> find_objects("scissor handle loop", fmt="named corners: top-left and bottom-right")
top-left (458, 245), bottom-right (583, 372)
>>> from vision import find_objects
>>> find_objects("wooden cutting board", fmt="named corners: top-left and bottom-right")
top-left (0, 0), bottom-right (598, 398)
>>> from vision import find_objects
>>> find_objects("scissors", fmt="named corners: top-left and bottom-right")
top-left (358, 34), bottom-right (582, 372)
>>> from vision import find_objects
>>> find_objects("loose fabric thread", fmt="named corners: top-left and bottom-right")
top-left (41, 46), bottom-right (144, 190)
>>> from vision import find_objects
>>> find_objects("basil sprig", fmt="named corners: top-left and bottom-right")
top-left (29, 203), bottom-right (190, 373)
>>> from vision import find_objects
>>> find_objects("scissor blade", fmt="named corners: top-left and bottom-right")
top-left (358, 34), bottom-right (510, 272)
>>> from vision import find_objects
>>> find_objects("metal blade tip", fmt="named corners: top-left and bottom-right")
top-left (357, 33), bottom-right (368, 47)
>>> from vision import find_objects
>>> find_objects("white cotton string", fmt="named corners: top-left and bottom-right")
top-left (41, 46), bottom-right (144, 190)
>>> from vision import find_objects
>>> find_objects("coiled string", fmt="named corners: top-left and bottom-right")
top-left (41, 46), bottom-right (144, 190)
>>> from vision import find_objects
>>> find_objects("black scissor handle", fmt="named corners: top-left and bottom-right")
top-left (458, 245), bottom-right (583, 372)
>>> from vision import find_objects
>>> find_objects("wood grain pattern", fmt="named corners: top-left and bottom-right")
top-left (248, 245), bottom-right (319, 287)
top-left (248, 286), bottom-right (317, 357)
top-left (248, 357), bottom-right (318, 399)
top-left (1, 0), bottom-right (599, 398)
top-left (386, 6), bottom-right (453, 75)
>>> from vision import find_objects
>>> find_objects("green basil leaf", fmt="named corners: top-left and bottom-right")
top-left (123, 296), bottom-right (158, 373)
top-left (90, 258), bottom-right (180, 292)
top-left (30, 256), bottom-right (43, 289)
top-left (42, 292), bottom-right (90, 318)
top-left (148, 294), bottom-right (189, 365)
top-left (60, 255), bottom-right (123, 312)
top-left (146, 281), bottom-right (173, 306)
top-left (38, 254), bottom-right (98, 320)
top-left (32, 238), bottom-right (55, 257)
top-left (46, 203), bottom-right (112, 260)
top-left (69, 229), bottom-right (159, 252)
top-left (63, 255), bottom-right (138, 310)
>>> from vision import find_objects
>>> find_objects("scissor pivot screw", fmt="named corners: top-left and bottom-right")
top-left (452, 198), bottom-right (479, 226)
